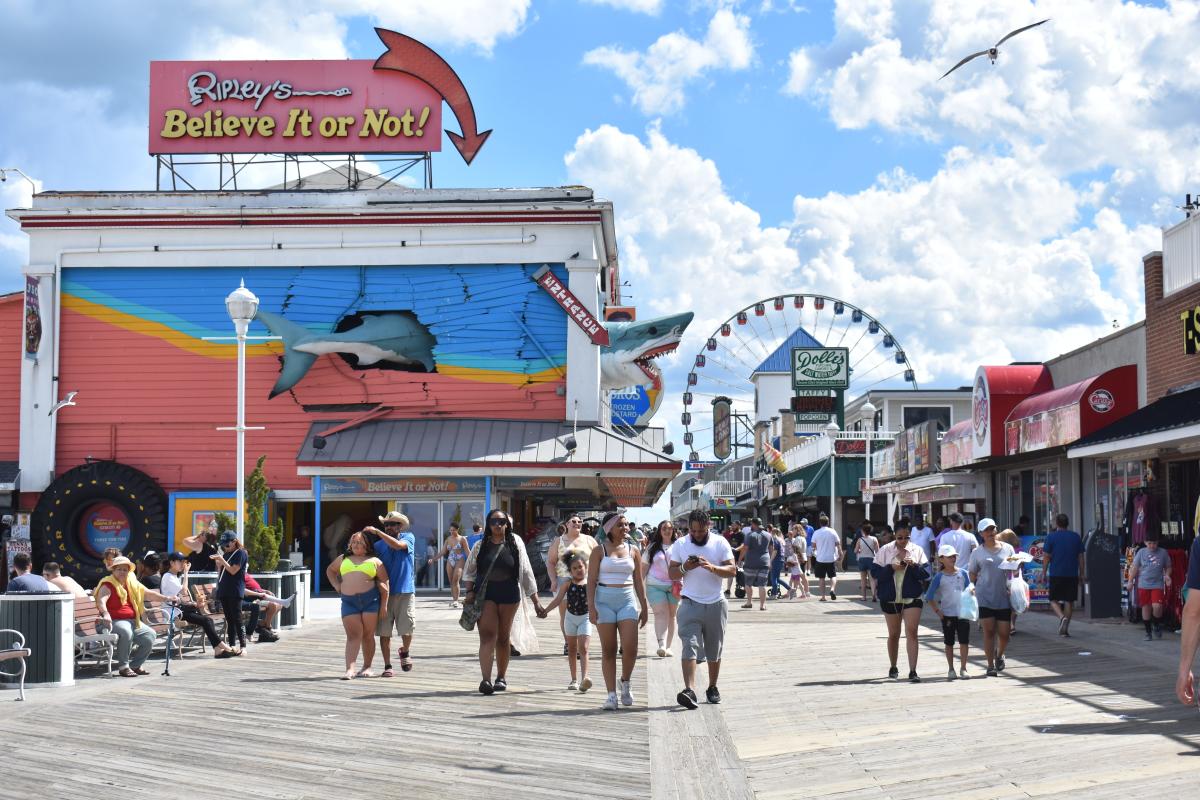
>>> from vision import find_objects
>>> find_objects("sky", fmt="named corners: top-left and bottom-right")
top-left (2, 0), bottom-right (1196, 523)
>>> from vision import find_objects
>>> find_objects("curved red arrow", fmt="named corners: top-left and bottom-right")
top-left (373, 28), bottom-right (492, 165)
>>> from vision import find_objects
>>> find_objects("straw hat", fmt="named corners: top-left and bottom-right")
top-left (378, 511), bottom-right (410, 527)
top-left (108, 556), bottom-right (134, 570)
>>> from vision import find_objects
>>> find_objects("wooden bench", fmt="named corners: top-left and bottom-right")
top-left (188, 584), bottom-right (228, 652)
top-left (73, 597), bottom-right (117, 677)
top-left (0, 628), bottom-right (32, 701)
top-left (141, 603), bottom-right (197, 659)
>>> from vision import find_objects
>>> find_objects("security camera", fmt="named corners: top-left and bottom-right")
top-left (562, 435), bottom-right (578, 453)
top-left (312, 436), bottom-right (327, 450)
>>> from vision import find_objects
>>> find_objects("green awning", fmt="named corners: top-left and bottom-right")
top-left (779, 458), bottom-right (864, 498)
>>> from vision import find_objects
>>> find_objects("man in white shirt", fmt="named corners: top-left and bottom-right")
top-left (810, 514), bottom-right (842, 601)
top-left (669, 509), bottom-right (737, 710)
top-left (910, 514), bottom-right (935, 561)
top-left (934, 512), bottom-right (976, 567)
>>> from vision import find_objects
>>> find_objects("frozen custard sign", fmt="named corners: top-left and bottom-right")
top-left (149, 29), bottom-right (493, 164)
top-left (791, 348), bottom-right (849, 390)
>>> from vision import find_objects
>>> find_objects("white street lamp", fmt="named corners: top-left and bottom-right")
top-left (825, 420), bottom-right (840, 531)
top-left (860, 401), bottom-right (877, 523)
top-left (226, 281), bottom-right (259, 544)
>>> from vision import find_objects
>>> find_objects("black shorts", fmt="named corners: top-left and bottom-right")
top-left (813, 561), bottom-right (837, 579)
top-left (941, 616), bottom-right (971, 646)
top-left (483, 578), bottom-right (521, 605)
top-left (1049, 576), bottom-right (1079, 603)
top-left (979, 606), bottom-right (1012, 623)
top-left (880, 599), bottom-right (923, 615)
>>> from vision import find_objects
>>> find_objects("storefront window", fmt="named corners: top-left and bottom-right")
top-left (1035, 466), bottom-right (1059, 535)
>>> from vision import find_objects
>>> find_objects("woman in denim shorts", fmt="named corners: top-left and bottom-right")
top-left (588, 512), bottom-right (649, 710)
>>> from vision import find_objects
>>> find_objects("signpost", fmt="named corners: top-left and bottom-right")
top-left (791, 347), bottom-right (850, 390)
top-left (532, 266), bottom-right (610, 345)
top-left (712, 397), bottom-right (732, 460)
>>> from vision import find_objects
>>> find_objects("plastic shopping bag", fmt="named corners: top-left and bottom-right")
top-left (1009, 575), bottom-right (1030, 615)
top-left (960, 587), bottom-right (979, 622)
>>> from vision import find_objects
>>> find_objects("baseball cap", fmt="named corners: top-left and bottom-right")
top-left (166, 551), bottom-right (187, 562)
top-left (218, 531), bottom-right (238, 545)
top-left (976, 518), bottom-right (997, 532)
top-left (799, 518), bottom-right (809, 525)
top-left (937, 544), bottom-right (958, 558)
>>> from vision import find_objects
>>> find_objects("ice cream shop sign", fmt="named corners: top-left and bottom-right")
top-left (149, 29), bottom-right (492, 164)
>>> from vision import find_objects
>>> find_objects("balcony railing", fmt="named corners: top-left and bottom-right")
top-left (703, 480), bottom-right (755, 498)
top-left (780, 431), bottom-right (896, 473)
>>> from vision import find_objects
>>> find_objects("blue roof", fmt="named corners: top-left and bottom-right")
top-left (754, 327), bottom-right (823, 374)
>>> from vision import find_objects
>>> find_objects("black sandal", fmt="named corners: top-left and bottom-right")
top-left (479, 679), bottom-right (494, 695)
top-left (493, 677), bottom-right (507, 691)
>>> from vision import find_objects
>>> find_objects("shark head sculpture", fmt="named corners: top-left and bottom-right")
top-left (600, 311), bottom-right (694, 391)
top-left (256, 309), bottom-right (437, 398)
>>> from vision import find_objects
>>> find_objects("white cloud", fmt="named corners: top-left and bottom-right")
top-left (782, 48), bottom-right (813, 95)
top-left (787, 0), bottom-right (1200, 209)
top-left (583, 9), bottom-right (754, 114)
top-left (565, 123), bottom-right (1153, 411)
top-left (339, 0), bottom-right (532, 53)
top-left (583, 0), bottom-right (664, 14)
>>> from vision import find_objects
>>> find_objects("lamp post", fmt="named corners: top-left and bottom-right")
top-left (825, 420), bottom-right (840, 531)
top-left (860, 401), bottom-right (877, 524)
top-left (225, 281), bottom-right (259, 544)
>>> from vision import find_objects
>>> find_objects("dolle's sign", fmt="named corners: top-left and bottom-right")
top-left (791, 347), bottom-right (849, 390)
top-left (149, 29), bottom-right (491, 164)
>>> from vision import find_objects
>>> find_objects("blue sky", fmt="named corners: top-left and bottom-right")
top-left (3, 0), bottom-right (1199, 489)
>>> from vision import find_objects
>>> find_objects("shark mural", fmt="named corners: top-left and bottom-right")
top-left (601, 311), bottom-right (693, 426)
top-left (256, 309), bottom-right (437, 398)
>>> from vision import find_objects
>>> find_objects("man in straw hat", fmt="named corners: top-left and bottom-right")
top-left (366, 511), bottom-right (415, 677)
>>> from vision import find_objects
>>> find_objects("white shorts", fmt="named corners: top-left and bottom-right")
top-left (564, 611), bottom-right (592, 638)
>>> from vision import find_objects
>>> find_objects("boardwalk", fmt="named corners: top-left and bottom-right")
top-left (5, 581), bottom-right (1200, 799)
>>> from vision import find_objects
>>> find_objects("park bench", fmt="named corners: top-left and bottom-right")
top-left (141, 602), bottom-right (197, 658)
top-left (0, 628), bottom-right (32, 701)
top-left (188, 584), bottom-right (230, 652)
top-left (72, 596), bottom-right (117, 676)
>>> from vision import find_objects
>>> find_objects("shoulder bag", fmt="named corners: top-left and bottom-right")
top-left (459, 544), bottom-right (502, 632)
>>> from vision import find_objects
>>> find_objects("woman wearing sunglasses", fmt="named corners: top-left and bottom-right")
top-left (546, 515), bottom-right (598, 654)
top-left (463, 511), bottom-right (545, 695)
top-left (870, 519), bottom-right (931, 682)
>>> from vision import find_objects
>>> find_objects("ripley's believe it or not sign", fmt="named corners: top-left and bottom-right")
top-left (149, 29), bottom-right (491, 164)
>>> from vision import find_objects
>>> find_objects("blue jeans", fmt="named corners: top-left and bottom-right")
top-left (112, 620), bottom-right (156, 670)
top-left (769, 557), bottom-right (785, 596)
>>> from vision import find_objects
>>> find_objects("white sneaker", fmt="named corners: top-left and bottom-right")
top-left (664, 648), bottom-right (673, 657)
top-left (947, 668), bottom-right (957, 680)
top-left (619, 678), bottom-right (634, 706)
top-left (567, 680), bottom-right (579, 691)
top-left (959, 668), bottom-right (970, 680)
top-left (579, 676), bottom-right (592, 693)
top-left (602, 692), bottom-right (619, 710)
top-left (656, 646), bottom-right (667, 658)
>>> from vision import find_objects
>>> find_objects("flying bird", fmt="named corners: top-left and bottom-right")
top-left (48, 390), bottom-right (77, 416)
top-left (940, 19), bottom-right (1050, 80)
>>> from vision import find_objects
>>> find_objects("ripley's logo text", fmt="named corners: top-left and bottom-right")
top-left (188, 71), bottom-right (351, 111)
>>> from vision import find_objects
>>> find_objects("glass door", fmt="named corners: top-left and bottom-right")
top-left (395, 501), bottom-right (441, 592)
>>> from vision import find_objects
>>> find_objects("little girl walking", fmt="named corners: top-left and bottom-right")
top-left (925, 544), bottom-right (974, 680)
top-left (539, 552), bottom-right (593, 692)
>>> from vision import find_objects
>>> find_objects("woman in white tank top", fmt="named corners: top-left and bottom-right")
top-left (587, 512), bottom-right (649, 711)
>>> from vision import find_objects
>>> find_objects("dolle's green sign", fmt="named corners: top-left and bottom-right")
top-left (791, 347), bottom-right (849, 390)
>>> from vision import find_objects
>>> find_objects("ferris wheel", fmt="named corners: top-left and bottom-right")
top-left (680, 294), bottom-right (918, 462)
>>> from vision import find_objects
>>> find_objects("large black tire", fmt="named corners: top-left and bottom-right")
top-left (31, 461), bottom-right (168, 586)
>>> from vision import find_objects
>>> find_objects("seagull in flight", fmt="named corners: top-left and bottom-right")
top-left (48, 391), bottom-right (77, 417)
top-left (940, 19), bottom-right (1050, 80)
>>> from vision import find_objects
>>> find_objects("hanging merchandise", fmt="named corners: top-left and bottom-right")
top-left (1125, 489), bottom-right (1160, 545)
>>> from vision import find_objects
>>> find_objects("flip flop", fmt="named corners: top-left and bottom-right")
top-left (118, 667), bottom-right (137, 678)
top-left (381, 667), bottom-right (395, 677)
top-left (341, 670), bottom-right (355, 681)
top-left (400, 651), bottom-right (413, 672)
top-left (356, 669), bottom-right (374, 678)
top-left (133, 667), bottom-right (150, 675)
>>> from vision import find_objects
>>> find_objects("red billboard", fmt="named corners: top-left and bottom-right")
top-left (149, 59), bottom-right (443, 155)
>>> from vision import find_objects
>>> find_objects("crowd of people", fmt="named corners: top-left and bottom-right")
top-left (5, 531), bottom-right (293, 677)
top-left (13, 503), bottom-right (1200, 714)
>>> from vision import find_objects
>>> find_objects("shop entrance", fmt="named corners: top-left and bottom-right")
top-left (392, 498), bottom-right (485, 593)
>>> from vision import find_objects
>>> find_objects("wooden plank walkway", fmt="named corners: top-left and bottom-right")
top-left (3, 598), bottom-right (651, 800)
top-left (6, 579), bottom-right (1200, 799)
top-left (706, 576), bottom-right (1200, 799)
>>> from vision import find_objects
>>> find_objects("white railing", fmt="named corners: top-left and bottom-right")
top-left (1164, 213), bottom-right (1200, 296)
top-left (780, 431), bottom-right (896, 473)
top-left (703, 480), bottom-right (754, 498)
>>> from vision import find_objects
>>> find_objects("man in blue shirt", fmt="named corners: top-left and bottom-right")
top-left (1042, 513), bottom-right (1085, 637)
top-left (5, 552), bottom-right (58, 593)
top-left (370, 511), bottom-right (416, 677)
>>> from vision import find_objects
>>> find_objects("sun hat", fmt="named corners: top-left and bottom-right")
top-left (378, 510), bottom-right (410, 526)
top-left (108, 556), bottom-right (135, 570)
top-left (976, 518), bottom-right (997, 532)
top-left (937, 544), bottom-right (958, 558)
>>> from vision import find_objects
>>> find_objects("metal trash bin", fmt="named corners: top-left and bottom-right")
top-left (279, 571), bottom-right (301, 629)
top-left (252, 573), bottom-right (283, 630)
top-left (0, 593), bottom-right (74, 689)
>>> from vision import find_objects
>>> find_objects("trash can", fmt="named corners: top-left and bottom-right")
top-left (0, 593), bottom-right (75, 689)
top-left (279, 570), bottom-right (301, 629)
